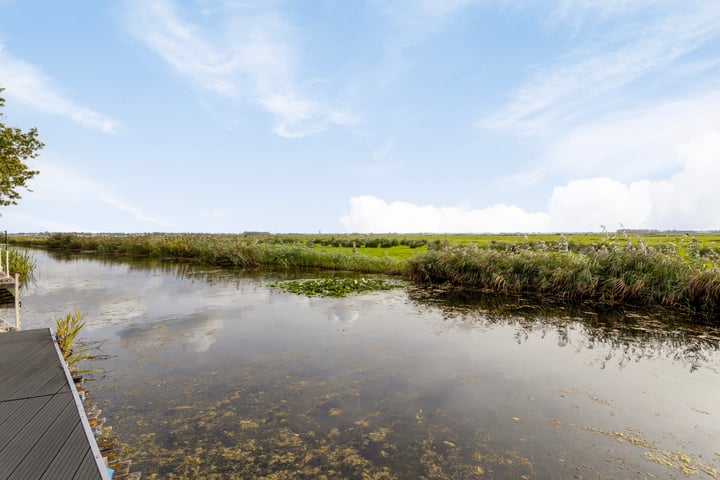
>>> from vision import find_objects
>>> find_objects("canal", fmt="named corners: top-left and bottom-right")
top-left (17, 249), bottom-right (720, 479)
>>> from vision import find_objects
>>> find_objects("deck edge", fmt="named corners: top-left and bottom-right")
top-left (49, 328), bottom-right (112, 480)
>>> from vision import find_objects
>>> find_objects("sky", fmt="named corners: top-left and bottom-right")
top-left (1, 0), bottom-right (720, 234)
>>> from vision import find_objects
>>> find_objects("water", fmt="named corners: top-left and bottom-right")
top-left (15, 250), bottom-right (720, 479)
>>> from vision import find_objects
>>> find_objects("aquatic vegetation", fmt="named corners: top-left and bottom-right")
top-left (116, 366), bottom-right (536, 479)
top-left (55, 310), bottom-right (103, 370)
top-left (584, 426), bottom-right (720, 479)
top-left (270, 278), bottom-right (402, 297)
top-left (55, 310), bottom-right (86, 363)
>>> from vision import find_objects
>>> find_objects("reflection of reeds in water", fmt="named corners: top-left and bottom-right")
top-left (407, 287), bottom-right (720, 372)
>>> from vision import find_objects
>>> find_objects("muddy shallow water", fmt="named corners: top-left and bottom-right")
top-left (14, 250), bottom-right (720, 479)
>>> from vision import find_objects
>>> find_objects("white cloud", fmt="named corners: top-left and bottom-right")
top-left (0, 45), bottom-right (119, 133)
top-left (340, 195), bottom-right (549, 233)
top-left (546, 178), bottom-right (652, 231)
top-left (127, 0), bottom-right (357, 137)
top-left (341, 130), bottom-right (720, 233)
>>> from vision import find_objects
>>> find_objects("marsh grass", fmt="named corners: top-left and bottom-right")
top-left (407, 244), bottom-right (720, 315)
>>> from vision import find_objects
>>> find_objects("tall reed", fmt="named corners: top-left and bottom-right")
top-left (407, 244), bottom-right (720, 315)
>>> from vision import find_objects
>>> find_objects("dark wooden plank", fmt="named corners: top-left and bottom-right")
top-left (0, 331), bottom-right (55, 401)
top-left (8, 359), bottom-right (68, 400)
top-left (0, 342), bottom-right (63, 402)
top-left (0, 328), bottom-right (48, 345)
top-left (9, 394), bottom-right (83, 480)
top-left (0, 395), bottom-right (26, 429)
top-left (0, 337), bottom-right (48, 378)
top-left (33, 365), bottom-right (73, 397)
top-left (74, 448), bottom-right (105, 480)
top-left (0, 329), bottom-right (50, 360)
top-left (38, 422), bottom-right (90, 480)
top-left (0, 394), bottom-right (69, 478)
top-left (0, 396), bottom-right (52, 453)
top-left (0, 329), bottom-right (105, 480)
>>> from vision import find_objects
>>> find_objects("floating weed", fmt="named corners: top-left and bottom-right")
top-left (585, 426), bottom-right (720, 478)
top-left (368, 427), bottom-right (392, 442)
top-left (117, 366), bottom-right (536, 479)
top-left (270, 277), bottom-right (403, 298)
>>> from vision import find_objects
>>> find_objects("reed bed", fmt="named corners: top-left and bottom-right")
top-left (407, 244), bottom-right (720, 315)
top-left (22, 233), bottom-right (403, 274)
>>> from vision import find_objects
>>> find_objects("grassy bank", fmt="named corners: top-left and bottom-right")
top-left (10, 233), bottom-right (720, 316)
top-left (12, 233), bottom-right (403, 274)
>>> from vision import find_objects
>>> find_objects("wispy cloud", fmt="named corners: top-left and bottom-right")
top-left (126, 0), bottom-right (358, 138)
top-left (505, 89), bottom-right (720, 187)
top-left (0, 45), bottom-right (119, 133)
top-left (481, 3), bottom-right (720, 134)
top-left (28, 162), bottom-right (173, 230)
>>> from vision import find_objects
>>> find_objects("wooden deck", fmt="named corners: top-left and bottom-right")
top-left (0, 328), bottom-right (110, 480)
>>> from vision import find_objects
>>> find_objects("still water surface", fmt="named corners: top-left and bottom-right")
top-left (15, 250), bottom-right (720, 479)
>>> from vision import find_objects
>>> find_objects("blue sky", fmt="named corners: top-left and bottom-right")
top-left (2, 0), bottom-right (720, 233)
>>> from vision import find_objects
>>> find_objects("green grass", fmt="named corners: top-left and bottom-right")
top-left (10, 232), bottom-right (720, 316)
top-left (3, 247), bottom-right (36, 285)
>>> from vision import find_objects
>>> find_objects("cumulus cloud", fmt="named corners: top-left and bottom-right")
top-left (341, 131), bottom-right (720, 233)
top-left (0, 45), bottom-right (119, 133)
top-left (127, 0), bottom-right (357, 137)
top-left (340, 195), bottom-right (549, 233)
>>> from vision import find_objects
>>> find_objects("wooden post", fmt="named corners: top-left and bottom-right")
top-left (14, 273), bottom-right (20, 331)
